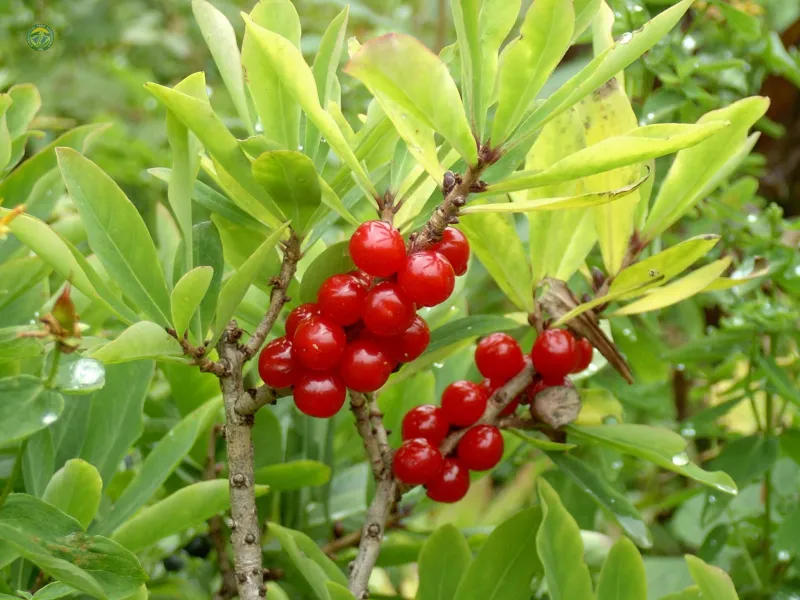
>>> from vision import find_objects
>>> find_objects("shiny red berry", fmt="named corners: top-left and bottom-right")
top-left (339, 340), bottom-right (394, 392)
top-left (531, 329), bottom-right (578, 383)
top-left (257, 337), bottom-right (301, 389)
top-left (397, 251), bottom-right (455, 307)
top-left (285, 303), bottom-right (321, 340)
top-left (349, 221), bottom-right (406, 278)
top-left (429, 227), bottom-right (470, 276)
top-left (293, 316), bottom-right (346, 371)
top-left (348, 269), bottom-right (373, 289)
top-left (380, 316), bottom-right (430, 363)
top-left (317, 274), bottom-right (367, 326)
top-left (571, 338), bottom-right (594, 373)
top-left (362, 282), bottom-right (416, 337)
top-left (441, 380), bottom-right (487, 427)
top-left (426, 458), bottom-right (470, 503)
top-left (475, 333), bottom-right (525, 383)
top-left (392, 439), bottom-right (443, 485)
top-left (457, 425), bottom-right (504, 471)
top-left (293, 372), bottom-right (346, 418)
top-left (402, 405), bottom-right (449, 445)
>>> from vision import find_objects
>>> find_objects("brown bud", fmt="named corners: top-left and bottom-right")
top-left (531, 384), bottom-right (581, 429)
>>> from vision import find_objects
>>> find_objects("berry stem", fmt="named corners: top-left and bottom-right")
top-left (242, 230), bottom-right (302, 360)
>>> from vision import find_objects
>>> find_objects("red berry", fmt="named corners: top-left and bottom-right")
top-left (531, 329), bottom-right (579, 383)
top-left (402, 405), bottom-right (449, 445)
top-left (362, 282), bottom-right (416, 337)
top-left (257, 337), bottom-right (301, 388)
top-left (571, 338), bottom-right (594, 373)
top-left (441, 381), bottom-right (487, 427)
top-left (339, 340), bottom-right (394, 392)
top-left (293, 316), bottom-right (346, 371)
top-left (478, 377), bottom-right (500, 398)
top-left (293, 372), bottom-right (346, 418)
top-left (426, 458), bottom-right (470, 503)
top-left (392, 439), bottom-right (443, 485)
top-left (500, 397), bottom-right (521, 416)
top-left (457, 425), bottom-right (504, 471)
top-left (379, 316), bottom-right (430, 363)
top-left (317, 274), bottom-right (367, 326)
top-left (349, 221), bottom-right (406, 277)
top-left (475, 333), bottom-right (525, 383)
top-left (348, 269), bottom-right (373, 289)
top-left (429, 227), bottom-right (470, 276)
top-left (285, 303), bottom-right (321, 340)
top-left (397, 251), bottom-right (455, 307)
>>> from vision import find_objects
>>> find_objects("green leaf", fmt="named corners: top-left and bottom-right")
top-left (254, 460), bottom-right (331, 491)
top-left (461, 175), bottom-right (646, 214)
top-left (112, 479), bottom-right (269, 552)
top-left (94, 396), bottom-right (222, 535)
top-left (325, 582), bottom-right (356, 600)
top-left (192, 0), bottom-right (254, 133)
top-left (511, 429), bottom-right (576, 451)
top-left (144, 78), bottom-right (283, 228)
top-left (306, 7), bottom-right (349, 163)
top-left (242, 16), bottom-right (377, 197)
top-left (453, 507), bottom-right (543, 600)
top-left (89, 322), bottom-right (183, 364)
top-left (212, 221), bottom-right (289, 343)
top-left (241, 0), bottom-right (301, 151)
top-left (252, 151), bottom-right (322, 235)
top-left (3, 212), bottom-right (97, 309)
top-left (567, 424), bottom-right (737, 494)
top-left (345, 33), bottom-right (478, 167)
top-left (451, 0), bottom-right (521, 138)
top-left (596, 537), bottom-right (647, 600)
top-left (0, 376), bottom-right (63, 447)
top-left (299, 241), bottom-right (355, 304)
top-left (176, 222), bottom-right (224, 340)
top-left (417, 524), bottom-right (472, 600)
top-left (459, 213), bottom-right (534, 311)
top-left (756, 354), bottom-right (800, 409)
top-left (80, 362), bottom-right (153, 485)
top-left (164, 73), bottom-right (204, 273)
top-left (491, 0), bottom-right (574, 144)
top-left (171, 266), bottom-right (214, 337)
top-left (57, 148), bottom-right (172, 325)
top-left (0, 494), bottom-right (146, 600)
top-left (425, 315), bottom-right (521, 354)
top-left (643, 97), bottom-right (769, 239)
top-left (573, 0), bottom-right (601, 40)
top-left (509, 0), bottom-right (695, 149)
top-left (6, 84), bottom-right (41, 138)
top-left (211, 214), bottom-right (280, 290)
top-left (775, 505), bottom-right (800, 560)
top-left (487, 122), bottom-right (729, 196)
top-left (685, 555), bottom-right (739, 600)
top-left (0, 123), bottom-right (109, 210)
top-left (22, 430), bottom-right (54, 499)
top-left (536, 479), bottom-right (593, 600)
top-left (545, 451), bottom-right (651, 548)
top-left (42, 459), bottom-right (102, 529)
top-left (660, 587), bottom-right (703, 600)
top-left (612, 257), bottom-right (733, 316)
top-left (0, 95), bottom-right (12, 171)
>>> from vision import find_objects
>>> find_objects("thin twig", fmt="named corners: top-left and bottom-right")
top-left (242, 231), bottom-right (302, 360)
top-left (321, 514), bottom-right (405, 558)
top-left (205, 425), bottom-right (237, 600)
top-left (348, 477), bottom-right (396, 599)
top-left (235, 385), bottom-right (278, 417)
top-left (350, 392), bottom-right (389, 479)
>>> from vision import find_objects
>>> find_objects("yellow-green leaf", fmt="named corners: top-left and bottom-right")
top-left (643, 96), bottom-right (769, 239)
top-left (596, 537), bottom-right (647, 600)
top-left (491, 0), bottom-right (574, 144)
top-left (612, 257), bottom-right (732, 316)
top-left (345, 33), bottom-right (478, 166)
top-left (90, 322), bottom-right (184, 364)
top-left (42, 460), bottom-right (102, 529)
top-left (192, 0), bottom-right (254, 134)
top-left (685, 555), bottom-right (739, 600)
top-left (461, 173), bottom-right (646, 214)
top-left (242, 16), bottom-right (377, 197)
top-left (252, 151), bottom-right (321, 235)
top-left (171, 266), bottom-right (214, 337)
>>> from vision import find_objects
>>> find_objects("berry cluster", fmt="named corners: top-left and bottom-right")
top-left (392, 328), bottom-right (593, 503)
top-left (257, 221), bottom-right (470, 419)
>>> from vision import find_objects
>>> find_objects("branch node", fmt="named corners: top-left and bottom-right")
top-left (231, 473), bottom-right (247, 487)
top-left (237, 574), bottom-right (247, 584)
top-left (367, 523), bottom-right (381, 538)
top-left (244, 533), bottom-right (256, 544)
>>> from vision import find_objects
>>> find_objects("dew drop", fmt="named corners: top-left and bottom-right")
top-left (708, 494), bottom-right (717, 504)
top-left (680, 424), bottom-right (697, 439)
top-left (778, 550), bottom-right (791, 563)
top-left (632, 4), bottom-right (644, 12)
top-left (619, 32), bottom-right (633, 44)
top-left (298, 145), bottom-right (304, 151)
top-left (70, 358), bottom-right (106, 388)
top-left (612, 460), bottom-right (624, 470)
top-left (206, 85), bottom-right (213, 97)
top-left (682, 35), bottom-right (697, 51)
top-left (255, 121), bottom-right (264, 133)
top-left (671, 452), bottom-right (689, 466)
top-left (432, 362), bottom-right (444, 369)
top-left (747, 214), bottom-right (757, 223)
top-left (42, 412), bottom-right (58, 426)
